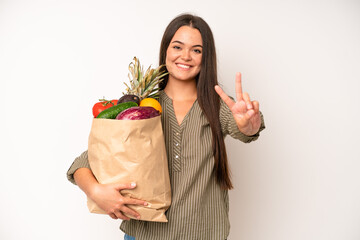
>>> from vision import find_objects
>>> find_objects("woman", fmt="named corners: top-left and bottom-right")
top-left (67, 13), bottom-right (265, 240)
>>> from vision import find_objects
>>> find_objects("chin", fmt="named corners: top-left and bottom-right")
top-left (169, 72), bottom-right (198, 82)
top-left (172, 76), bottom-right (196, 82)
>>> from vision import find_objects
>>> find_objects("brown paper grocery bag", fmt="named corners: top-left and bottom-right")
top-left (87, 116), bottom-right (171, 222)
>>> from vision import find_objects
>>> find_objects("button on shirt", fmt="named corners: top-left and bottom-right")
top-left (67, 90), bottom-right (265, 240)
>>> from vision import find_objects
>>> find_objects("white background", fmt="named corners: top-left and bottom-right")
top-left (1, 0), bottom-right (359, 239)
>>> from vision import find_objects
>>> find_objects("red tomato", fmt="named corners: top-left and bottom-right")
top-left (92, 99), bottom-right (118, 118)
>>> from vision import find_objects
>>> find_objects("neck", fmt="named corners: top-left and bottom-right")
top-left (164, 79), bottom-right (197, 101)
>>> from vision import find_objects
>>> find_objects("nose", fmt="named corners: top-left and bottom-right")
top-left (181, 49), bottom-right (191, 61)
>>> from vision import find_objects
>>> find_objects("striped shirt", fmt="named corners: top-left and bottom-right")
top-left (67, 90), bottom-right (265, 240)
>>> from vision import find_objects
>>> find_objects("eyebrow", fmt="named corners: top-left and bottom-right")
top-left (171, 40), bottom-right (203, 48)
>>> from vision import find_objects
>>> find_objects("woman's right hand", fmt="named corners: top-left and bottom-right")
top-left (89, 182), bottom-right (148, 220)
top-left (74, 168), bottom-right (147, 221)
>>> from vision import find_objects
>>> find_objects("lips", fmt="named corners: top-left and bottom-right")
top-left (176, 63), bottom-right (191, 70)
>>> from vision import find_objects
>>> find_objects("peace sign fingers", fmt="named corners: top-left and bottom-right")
top-left (214, 72), bottom-right (262, 136)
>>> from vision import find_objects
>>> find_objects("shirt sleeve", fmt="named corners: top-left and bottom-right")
top-left (66, 150), bottom-right (91, 185)
top-left (220, 99), bottom-right (265, 143)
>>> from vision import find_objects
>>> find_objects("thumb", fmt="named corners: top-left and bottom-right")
top-left (114, 182), bottom-right (137, 191)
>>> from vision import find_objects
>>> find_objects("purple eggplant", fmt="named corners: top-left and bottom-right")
top-left (116, 106), bottom-right (160, 120)
top-left (117, 94), bottom-right (140, 105)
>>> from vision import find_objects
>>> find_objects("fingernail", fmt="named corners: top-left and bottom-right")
top-left (247, 104), bottom-right (253, 109)
top-left (131, 182), bottom-right (136, 187)
top-left (144, 202), bottom-right (148, 206)
top-left (137, 215), bottom-right (141, 219)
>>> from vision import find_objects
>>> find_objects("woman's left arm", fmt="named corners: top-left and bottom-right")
top-left (215, 72), bottom-right (262, 136)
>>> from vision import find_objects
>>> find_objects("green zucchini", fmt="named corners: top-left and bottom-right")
top-left (96, 101), bottom-right (138, 119)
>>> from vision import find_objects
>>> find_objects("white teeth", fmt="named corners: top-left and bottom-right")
top-left (177, 64), bottom-right (190, 69)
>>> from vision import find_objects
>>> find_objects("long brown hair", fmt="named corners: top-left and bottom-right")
top-left (159, 13), bottom-right (233, 190)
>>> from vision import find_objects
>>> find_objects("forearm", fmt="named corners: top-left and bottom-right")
top-left (73, 168), bottom-right (99, 199)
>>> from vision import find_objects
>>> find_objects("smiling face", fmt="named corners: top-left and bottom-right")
top-left (165, 26), bottom-right (203, 84)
